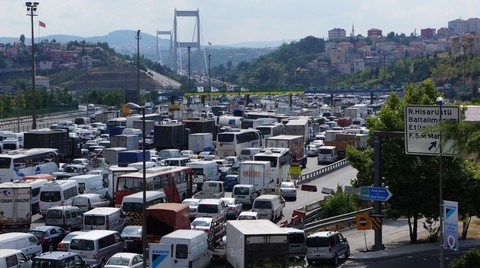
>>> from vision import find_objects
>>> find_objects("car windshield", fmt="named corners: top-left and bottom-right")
top-left (197, 204), bottom-right (219, 213)
top-left (107, 257), bottom-right (131, 265)
top-left (233, 187), bottom-right (250, 195)
top-left (222, 199), bottom-right (234, 205)
top-left (192, 219), bottom-right (211, 227)
top-left (122, 227), bottom-right (142, 237)
top-left (238, 215), bottom-right (256, 220)
top-left (281, 183), bottom-right (295, 189)
top-left (40, 191), bottom-right (61, 202)
top-left (306, 237), bottom-right (331, 247)
top-left (182, 200), bottom-right (198, 206)
top-left (253, 200), bottom-right (272, 209)
top-left (70, 239), bottom-right (95, 251)
top-left (29, 230), bottom-right (46, 239)
top-left (84, 215), bottom-right (105, 225)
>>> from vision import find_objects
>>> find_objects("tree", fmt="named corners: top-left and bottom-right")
top-left (347, 80), bottom-right (480, 243)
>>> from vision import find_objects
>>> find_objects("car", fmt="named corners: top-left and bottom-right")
top-left (181, 198), bottom-right (201, 221)
top-left (280, 181), bottom-right (297, 201)
top-left (237, 211), bottom-right (259, 220)
top-left (180, 150), bottom-right (195, 158)
top-left (224, 156), bottom-right (239, 166)
top-left (31, 251), bottom-right (89, 268)
top-left (306, 144), bottom-right (320, 157)
top-left (230, 162), bottom-right (241, 173)
top-left (57, 231), bottom-right (86, 251)
top-left (223, 174), bottom-right (239, 191)
top-left (28, 226), bottom-right (69, 252)
top-left (105, 252), bottom-right (144, 268)
top-left (306, 231), bottom-right (350, 266)
top-left (120, 225), bottom-right (143, 254)
top-left (198, 151), bottom-right (213, 159)
top-left (190, 217), bottom-right (214, 233)
top-left (218, 166), bottom-right (233, 180)
top-left (220, 197), bottom-right (242, 220)
top-left (310, 140), bottom-right (324, 148)
top-left (214, 159), bottom-right (229, 167)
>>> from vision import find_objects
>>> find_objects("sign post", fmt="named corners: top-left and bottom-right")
top-left (356, 213), bottom-right (371, 252)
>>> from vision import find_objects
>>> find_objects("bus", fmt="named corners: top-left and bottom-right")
top-left (121, 190), bottom-right (168, 226)
top-left (216, 129), bottom-right (262, 158)
top-left (0, 148), bottom-right (59, 183)
top-left (255, 123), bottom-right (285, 145)
top-left (114, 166), bottom-right (193, 207)
top-left (253, 148), bottom-right (291, 185)
top-left (107, 165), bottom-right (139, 202)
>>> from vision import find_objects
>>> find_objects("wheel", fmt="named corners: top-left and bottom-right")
top-left (47, 243), bottom-right (54, 252)
top-left (332, 254), bottom-right (338, 266)
top-left (99, 259), bottom-right (106, 268)
top-left (345, 247), bottom-right (350, 259)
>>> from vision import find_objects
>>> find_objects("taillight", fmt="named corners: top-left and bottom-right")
top-left (60, 201), bottom-right (64, 206)
top-left (57, 243), bottom-right (62, 250)
top-left (135, 237), bottom-right (142, 241)
top-left (93, 252), bottom-right (98, 259)
top-left (204, 229), bottom-right (209, 233)
top-left (42, 237), bottom-right (50, 242)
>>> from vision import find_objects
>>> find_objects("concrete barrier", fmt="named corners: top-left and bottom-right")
top-left (301, 184), bottom-right (317, 192)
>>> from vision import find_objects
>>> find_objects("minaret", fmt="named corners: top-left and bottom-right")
top-left (351, 24), bottom-right (355, 37)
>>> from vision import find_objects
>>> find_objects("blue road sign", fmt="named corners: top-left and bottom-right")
top-left (359, 186), bottom-right (393, 202)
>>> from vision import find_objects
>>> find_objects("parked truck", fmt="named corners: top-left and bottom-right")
top-left (239, 161), bottom-right (272, 193)
top-left (266, 135), bottom-right (307, 168)
top-left (0, 182), bottom-right (32, 233)
top-left (192, 181), bottom-right (225, 199)
top-left (146, 203), bottom-right (191, 243)
top-left (188, 133), bottom-right (214, 153)
top-left (226, 220), bottom-right (289, 268)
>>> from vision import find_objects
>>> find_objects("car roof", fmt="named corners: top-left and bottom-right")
top-left (31, 225), bottom-right (57, 231)
top-left (35, 251), bottom-right (79, 260)
top-left (110, 252), bottom-right (141, 259)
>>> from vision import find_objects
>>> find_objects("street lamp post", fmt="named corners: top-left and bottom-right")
top-left (125, 102), bottom-right (146, 268)
top-left (187, 46), bottom-right (191, 91)
top-left (437, 96), bottom-right (444, 268)
top-left (26, 2), bottom-right (39, 130)
top-left (136, 30), bottom-right (141, 103)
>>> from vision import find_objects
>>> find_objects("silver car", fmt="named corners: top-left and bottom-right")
top-left (280, 181), bottom-right (297, 201)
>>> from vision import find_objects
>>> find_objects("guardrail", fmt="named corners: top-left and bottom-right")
top-left (298, 159), bottom-right (350, 184)
top-left (303, 207), bottom-right (374, 232)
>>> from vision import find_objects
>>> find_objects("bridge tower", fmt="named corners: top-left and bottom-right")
top-left (173, 9), bottom-right (203, 73)
top-left (156, 30), bottom-right (173, 66)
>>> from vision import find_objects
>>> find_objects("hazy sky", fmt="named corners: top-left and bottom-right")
top-left (2, 0), bottom-right (479, 45)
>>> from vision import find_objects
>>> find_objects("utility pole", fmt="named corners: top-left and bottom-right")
top-left (26, 2), bottom-right (39, 130)
top-left (208, 53), bottom-right (211, 88)
top-left (136, 30), bottom-right (141, 103)
top-left (188, 46), bottom-right (191, 91)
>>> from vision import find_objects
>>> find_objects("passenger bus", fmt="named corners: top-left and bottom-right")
top-left (255, 123), bottom-right (285, 145)
top-left (216, 129), bottom-right (262, 158)
top-left (0, 148), bottom-right (59, 183)
top-left (107, 165), bottom-right (139, 202)
top-left (106, 117), bottom-right (127, 135)
top-left (121, 190), bottom-right (168, 226)
top-left (253, 148), bottom-right (291, 185)
top-left (114, 166), bottom-right (193, 206)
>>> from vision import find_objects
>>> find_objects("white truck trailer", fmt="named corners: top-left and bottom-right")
top-left (226, 220), bottom-right (289, 268)
top-left (0, 182), bottom-right (32, 233)
top-left (239, 161), bottom-right (272, 193)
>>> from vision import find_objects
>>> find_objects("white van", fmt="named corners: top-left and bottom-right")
top-left (149, 229), bottom-right (211, 268)
top-left (317, 146), bottom-right (338, 164)
top-left (69, 230), bottom-right (125, 268)
top-left (68, 174), bottom-right (107, 196)
top-left (121, 190), bottom-right (167, 225)
top-left (0, 233), bottom-right (42, 259)
top-left (164, 157), bottom-right (190, 166)
top-left (0, 249), bottom-right (31, 268)
top-left (45, 206), bottom-right (83, 231)
top-left (186, 161), bottom-right (220, 189)
top-left (239, 147), bottom-right (263, 161)
top-left (232, 184), bottom-right (259, 206)
top-left (82, 207), bottom-right (125, 232)
top-left (195, 199), bottom-right (227, 221)
top-left (39, 180), bottom-right (79, 216)
top-left (252, 195), bottom-right (285, 222)
top-left (72, 193), bottom-right (111, 213)
top-left (22, 179), bottom-right (49, 215)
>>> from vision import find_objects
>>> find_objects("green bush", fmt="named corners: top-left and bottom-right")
top-left (321, 185), bottom-right (357, 217)
top-left (449, 248), bottom-right (480, 268)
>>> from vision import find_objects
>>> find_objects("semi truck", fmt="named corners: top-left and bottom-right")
top-left (239, 161), bottom-right (272, 193)
top-left (226, 220), bottom-right (289, 268)
top-left (266, 135), bottom-right (307, 168)
top-left (0, 182), bottom-right (32, 233)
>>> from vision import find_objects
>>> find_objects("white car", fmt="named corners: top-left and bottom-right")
top-left (181, 198), bottom-right (201, 220)
top-left (190, 217), bottom-right (213, 232)
top-left (105, 252), bottom-right (144, 268)
top-left (280, 181), bottom-right (297, 201)
top-left (221, 197), bottom-right (243, 219)
top-left (237, 211), bottom-right (259, 220)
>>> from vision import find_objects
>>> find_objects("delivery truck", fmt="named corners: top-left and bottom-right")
top-left (266, 135), bottom-right (307, 168)
top-left (226, 220), bottom-right (289, 268)
top-left (188, 133), bottom-right (214, 153)
top-left (0, 182), bottom-right (32, 233)
top-left (146, 203), bottom-right (191, 243)
top-left (239, 161), bottom-right (272, 192)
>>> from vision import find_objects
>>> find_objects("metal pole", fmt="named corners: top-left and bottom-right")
top-left (188, 46), bottom-right (191, 91)
top-left (438, 98), bottom-right (444, 268)
top-left (141, 106), bottom-right (147, 268)
top-left (26, 2), bottom-right (38, 130)
top-left (136, 30), bottom-right (141, 103)
top-left (208, 53), bottom-right (211, 88)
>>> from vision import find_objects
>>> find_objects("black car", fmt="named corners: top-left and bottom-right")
top-left (29, 226), bottom-right (69, 252)
top-left (121, 225), bottom-right (143, 253)
top-left (32, 252), bottom-right (88, 268)
top-left (230, 162), bottom-right (240, 173)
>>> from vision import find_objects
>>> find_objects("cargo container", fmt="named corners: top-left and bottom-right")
top-left (110, 135), bottom-right (139, 150)
top-left (183, 119), bottom-right (215, 134)
top-left (117, 150), bottom-right (151, 167)
top-left (239, 161), bottom-right (272, 193)
top-left (0, 182), bottom-right (32, 233)
top-left (23, 130), bottom-right (71, 158)
top-left (188, 133), bottom-right (214, 153)
top-left (102, 147), bottom-right (127, 165)
top-left (132, 119), bottom-right (155, 134)
top-left (153, 123), bottom-right (187, 150)
top-left (146, 203), bottom-right (191, 243)
top-left (266, 135), bottom-right (306, 168)
top-left (226, 220), bottom-right (289, 268)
